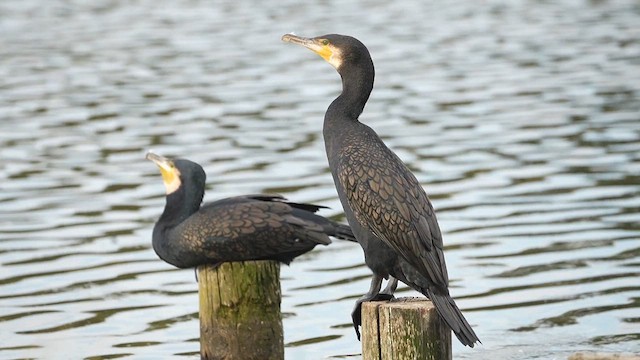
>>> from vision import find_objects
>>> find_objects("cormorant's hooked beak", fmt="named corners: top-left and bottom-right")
top-left (282, 34), bottom-right (317, 48)
top-left (282, 33), bottom-right (341, 69)
top-left (146, 151), bottom-right (181, 194)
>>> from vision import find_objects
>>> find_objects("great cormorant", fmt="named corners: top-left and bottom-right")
top-left (282, 33), bottom-right (480, 347)
top-left (147, 151), bottom-right (355, 268)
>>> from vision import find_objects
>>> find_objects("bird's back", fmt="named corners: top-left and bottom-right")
top-left (325, 120), bottom-right (450, 291)
top-left (156, 195), bottom-right (342, 268)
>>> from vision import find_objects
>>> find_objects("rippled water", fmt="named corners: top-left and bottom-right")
top-left (1, 0), bottom-right (639, 359)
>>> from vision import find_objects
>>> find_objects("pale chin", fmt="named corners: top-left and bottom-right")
top-left (327, 55), bottom-right (342, 70)
top-left (165, 178), bottom-right (181, 195)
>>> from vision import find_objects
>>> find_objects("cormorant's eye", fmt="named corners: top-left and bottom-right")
top-left (322, 39), bottom-right (329, 46)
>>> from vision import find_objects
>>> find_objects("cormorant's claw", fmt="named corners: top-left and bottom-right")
top-left (351, 300), bottom-right (363, 340)
top-left (194, 263), bottom-right (223, 283)
top-left (375, 293), bottom-right (395, 301)
top-left (351, 293), bottom-right (396, 341)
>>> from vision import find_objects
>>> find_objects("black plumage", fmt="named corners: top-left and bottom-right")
top-left (147, 152), bottom-right (355, 268)
top-left (282, 33), bottom-right (480, 347)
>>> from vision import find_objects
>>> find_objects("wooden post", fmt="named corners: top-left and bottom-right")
top-left (198, 261), bottom-right (284, 360)
top-left (362, 298), bottom-right (452, 360)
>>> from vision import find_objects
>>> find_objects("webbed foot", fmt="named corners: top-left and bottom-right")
top-left (351, 292), bottom-right (395, 341)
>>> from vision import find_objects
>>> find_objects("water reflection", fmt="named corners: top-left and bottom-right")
top-left (1, 0), bottom-right (639, 359)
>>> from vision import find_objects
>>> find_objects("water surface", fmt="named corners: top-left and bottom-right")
top-left (1, 0), bottom-right (639, 359)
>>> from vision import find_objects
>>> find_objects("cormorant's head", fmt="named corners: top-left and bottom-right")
top-left (282, 33), bottom-right (371, 71)
top-left (146, 151), bottom-right (206, 195)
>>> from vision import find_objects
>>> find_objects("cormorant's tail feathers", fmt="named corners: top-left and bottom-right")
top-left (428, 289), bottom-right (480, 347)
top-left (332, 223), bottom-right (357, 242)
top-left (288, 206), bottom-right (356, 243)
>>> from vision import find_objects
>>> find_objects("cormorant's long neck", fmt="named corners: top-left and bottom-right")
top-left (156, 185), bottom-right (204, 231)
top-left (150, 185), bottom-right (203, 268)
top-left (326, 59), bottom-right (375, 123)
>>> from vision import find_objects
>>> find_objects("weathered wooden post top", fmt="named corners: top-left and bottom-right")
top-left (198, 262), bottom-right (283, 360)
top-left (362, 298), bottom-right (452, 360)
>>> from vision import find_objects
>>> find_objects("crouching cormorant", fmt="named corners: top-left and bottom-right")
top-left (147, 151), bottom-right (355, 268)
top-left (282, 33), bottom-right (480, 347)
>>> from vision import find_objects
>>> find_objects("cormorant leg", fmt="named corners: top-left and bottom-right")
top-left (379, 276), bottom-right (398, 298)
top-left (351, 274), bottom-right (383, 341)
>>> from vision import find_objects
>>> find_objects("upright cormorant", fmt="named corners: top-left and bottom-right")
top-left (282, 34), bottom-right (480, 347)
top-left (147, 151), bottom-right (355, 268)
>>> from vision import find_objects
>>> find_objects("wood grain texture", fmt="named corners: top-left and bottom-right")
top-left (362, 298), bottom-right (452, 360)
top-left (198, 261), bottom-right (283, 360)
